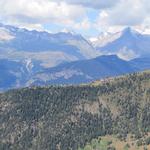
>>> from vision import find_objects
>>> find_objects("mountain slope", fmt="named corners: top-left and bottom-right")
top-left (0, 24), bottom-right (150, 90)
top-left (1, 55), bottom-right (150, 90)
top-left (0, 23), bottom-right (99, 68)
top-left (0, 59), bottom-right (44, 90)
top-left (28, 55), bottom-right (137, 86)
top-left (93, 27), bottom-right (150, 60)
top-left (129, 57), bottom-right (150, 71)
top-left (1, 71), bottom-right (150, 150)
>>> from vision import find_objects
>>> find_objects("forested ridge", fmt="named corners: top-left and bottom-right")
top-left (0, 71), bottom-right (150, 150)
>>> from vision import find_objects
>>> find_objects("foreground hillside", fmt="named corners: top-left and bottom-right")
top-left (1, 71), bottom-right (150, 150)
top-left (79, 134), bottom-right (150, 150)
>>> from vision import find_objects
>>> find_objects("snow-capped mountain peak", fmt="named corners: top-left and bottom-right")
top-left (92, 31), bottom-right (121, 48)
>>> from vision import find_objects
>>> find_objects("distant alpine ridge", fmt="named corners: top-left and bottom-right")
top-left (0, 23), bottom-right (99, 67)
top-left (92, 27), bottom-right (150, 60)
top-left (27, 55), bottom-right (150, 86)
top-left (0, 23), bottom-right (150, 90)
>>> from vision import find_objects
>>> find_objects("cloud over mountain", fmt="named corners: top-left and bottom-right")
top-left (0, 0), bottom-right (149, 36)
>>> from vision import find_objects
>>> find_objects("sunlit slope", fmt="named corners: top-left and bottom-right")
top-left (1, 70), bottom-right (150, 150)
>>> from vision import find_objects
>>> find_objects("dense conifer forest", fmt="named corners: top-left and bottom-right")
top-left (0, 71), bottom-right (150, 150)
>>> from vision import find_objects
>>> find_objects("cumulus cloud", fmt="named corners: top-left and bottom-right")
top-left (74, 18), bottom-right (91, 30)
top-left (0, 0), bottom-right (149, 35)
top-left (107, 0), bottom-right (147, 25)
top-left (0, 0), bottom-right (85, 27)
top-left (95, 0), bottom-right (150, 32)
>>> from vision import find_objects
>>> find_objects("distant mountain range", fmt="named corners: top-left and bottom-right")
top-left (0, 59), bottom-right (43, 90)
top-left (0, 55), bottom-right (149, 90)
top-left (28, 55), bottom-right (150, 86)
top-left (0, 23), bottom-right (150, 90)
top-left (92, 27), bottom-right (150, 60)
top-left (0, 23), bottom-right (99, 68)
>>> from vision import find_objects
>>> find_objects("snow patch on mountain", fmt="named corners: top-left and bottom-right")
top-left (23, 59), bottom-right (34, 73)
top-left (90, 32), bottom-right (120, 47)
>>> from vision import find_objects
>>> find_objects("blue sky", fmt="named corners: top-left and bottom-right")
top-left (0, 0), bottom-right (149, 37)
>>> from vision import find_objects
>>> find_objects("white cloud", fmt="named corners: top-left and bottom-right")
top-left (107, 0), bottom-right (147, 26)
top-left (0, 0), bottom-right (85, 26)
top-left (0, 0), bottom-right (149, 35)
top-left (74, 18), bottom-right (91, 30)
top-left (95, 0), bottom-right (150, 33)
top-left (54, 0), bottom-right (120, 9)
